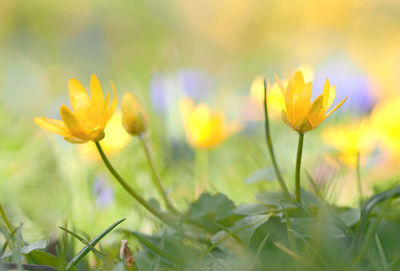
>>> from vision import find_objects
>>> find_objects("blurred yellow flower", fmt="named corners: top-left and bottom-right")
top-left (370, 97), bottom-right (400, 158)
top-left (275, 70), bottom-right (347, 134)
top-left (77, 112), bottom-right (131, 161)
top-left (35, 74), bottom-right (117, 143)
top-left (322, 120), bottom-right (374, 166)
top-left (250, 76), bottom-right (285, 118)
top-left (122, 92), bottom-right (148, 136)
top-left (179, 98), bottom-right (242, 149)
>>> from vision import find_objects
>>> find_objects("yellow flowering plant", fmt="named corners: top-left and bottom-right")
top-left (34, 74), bottom-right (174, 226)
top-left (34, 74), bottom-right (117, 143)
top-left (121, 92), bottom-right (177, 213)
top-left (273, 70), bottom-right (347, 202)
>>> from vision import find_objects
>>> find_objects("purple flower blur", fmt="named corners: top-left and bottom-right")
top-left (93, 176), bottom-right (114, 208)
top-left (150, 69), bottom-right (215, 113)
top-left (313, 56), bottom-right (376, 114)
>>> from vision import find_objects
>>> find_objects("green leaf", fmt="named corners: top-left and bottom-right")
top-left (211, 214), bottom-right (272, 246)
top-left (128, 231), bottom-right (180, 265)
top-left (244, 167), bottom-right (276, 184)
top-left (21, 240), bottom-right (48, 254)
top-left (233, 204), bottom-right (270, 216)
top-left (362, 186), bottom-right (400, 218)
top-left (28, 250), bottom-right (60, 269)
top-left (256, 192), bottom-right (293, 208)
top-left (287, 218), bottom-right (316, 238)
top-left (1, 240), bottom-right (48, 259)
top-left (356, 186), bottom-right (400, 243)
top-left (186, 193), bottom-right (236, 231)
top-left (66, 218), bottom-right (125, 270)
top-left (336, 208), bottom-right (360, 227)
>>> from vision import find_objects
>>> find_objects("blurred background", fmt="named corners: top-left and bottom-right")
top-left (1, 0), bottom-right (400, 240)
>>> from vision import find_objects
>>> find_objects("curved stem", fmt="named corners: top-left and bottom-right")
top-left (295, 133), bottom-right (304, 203)
top-left (263, 79), bottom-right (291, 200)
top-left (356, 151), bottom-right (363, 208)
top-left (0, 203), bottom-right (13, 233)
top-left (140, 136), bottom-right (178, 214)
top-left (94, 141), bottom-right (174, 227)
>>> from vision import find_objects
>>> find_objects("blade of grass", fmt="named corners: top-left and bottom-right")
top-left (353, 195), bottom-right (394, 268)
top-left (66, 218), bottom-right (125, 270)
top-left (375, 234), bottom-right (388, 271)
top-left (0, 203), bottom-right (13, 233)
top-left (208, 220), bottom-right (244, 245)
top-left (149, 232), bottom-right (166, 271)
top-left (59, 226), bottom-right (115, 263)
top-left (289, 229), bottom-right (335, 271)
top-left (249, 233), bottom-right (270, 271)
top-left (279, 202), bottom-right (297, 252)
top-left (1, 240), bottom-right (8, 256)
top-left (274, 242), bottom-right (306, 264)
top-left (356, 151), bottom-right (363, 208)
top-left (306, 171), bottom-right (355, 238)
top-left (305, 171), bottom-right (326, 204)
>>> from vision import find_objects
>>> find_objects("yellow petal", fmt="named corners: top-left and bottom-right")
top-left (69, 78), bottom-right (90, 112)
top-left (325, 96), bottom-right (348, 118)
top-left (287, 71), bottom-right (305, 97)
top-left (90, 74), bottom-right (104, 112)
top-left (106, 80), bottom-right (118, 121)
top-left (100, 92), bottom-right (110, 128)
top-left (322, 78), bottom-right (330, 110)
top-left (34, 117), bottom-right (72, 137)
top-left (306, 95), bottom-right (325, 128)
top-left (292, 71), bottom-right (305, 92)
top-left (327, 85), bottom-right (336, 110)
top-left (292, 82), bottom-right (312, 123)
top-left (284, 84), bottom-right (295, 124)
top-left (64, 137), bottom-right (87, 144)
top-left (60, 105), bottom-right (88, 140)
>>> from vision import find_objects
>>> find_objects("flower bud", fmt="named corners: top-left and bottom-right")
top-left (122, 92), bottom-right (148, 136)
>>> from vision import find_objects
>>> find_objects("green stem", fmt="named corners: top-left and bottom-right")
top-left (263, 78), bottom-right (291, 200)
top-left (295, 133), bottom-right (304, 203)
top-left (94, 141), bottom-right (174, 227)
top-left (140, 136), bottom-right (178, 214)
top-left (0, 203), bottom-right (13, 233)
top-left (356, 151), bottom-right (363, 208)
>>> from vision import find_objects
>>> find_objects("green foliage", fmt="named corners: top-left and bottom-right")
top-left (1, 186), bottom-right (400, 270)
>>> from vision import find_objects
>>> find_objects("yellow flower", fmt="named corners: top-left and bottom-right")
top-left (275, 70), bottom-right (347, 134)
top-left (179, 98), bottom-right (241, 149)
top-left (77, 112), bottom-right (131, 161)
top-left (35, 74), bottom-right (117, 143)
top-left (122, 92), bottom-right (148, 136)
top-left (370, 97), bottom-right (400, 159)
top-left (322, 120), bottom-right (375, 166)
top-left (250, 76), bottom-right (285, 118)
